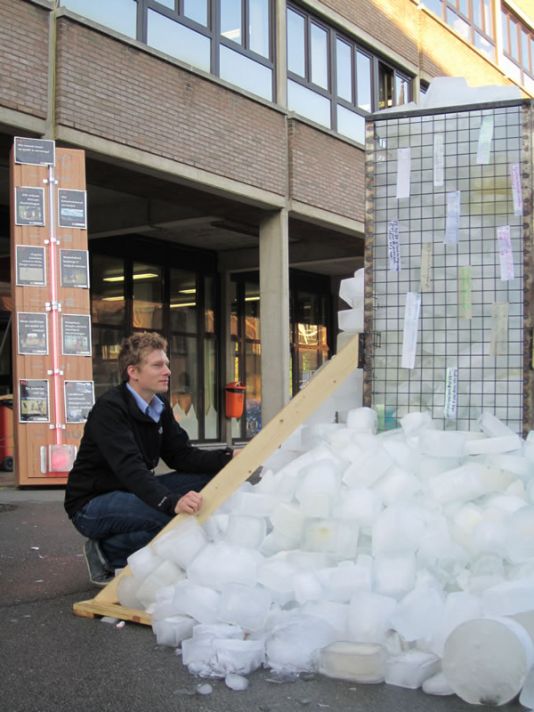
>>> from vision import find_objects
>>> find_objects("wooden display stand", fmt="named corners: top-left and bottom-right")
top-left (10, 140), bottom-right (93, 485)
top-left (73, 335), bottom-right (358, 625)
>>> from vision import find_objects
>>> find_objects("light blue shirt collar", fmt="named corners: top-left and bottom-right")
top-left (126, 383), bottom-right (164, 422)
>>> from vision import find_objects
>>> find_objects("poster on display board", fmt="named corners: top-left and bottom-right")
top-left (18, 379), bottom-right (49, 423)
top-left (16, 245), bottom-right (46, 287)
top-left (64, 380), bottom-right (95, 423)
top-left (58, 189), bottom-right (87, 229)
top-left (61, 314), bottom-right (92, 356)
top-left (15, 186), bottom-right (45, 226)
top-left (60, 249), bottom-right (90, 288)
top-left (17, 312), bottom-right (48, 355)
top-left (14, 137), bottom-right (55, 166)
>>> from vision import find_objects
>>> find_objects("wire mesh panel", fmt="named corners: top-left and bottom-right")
top-left (363, 100), bottom-right (533, 434)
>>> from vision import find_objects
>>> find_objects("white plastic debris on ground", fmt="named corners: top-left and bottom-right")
top-left (119, 408), bottom-right (534, 705)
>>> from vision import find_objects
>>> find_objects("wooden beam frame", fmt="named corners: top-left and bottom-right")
top-left (73, 335), bottom-right (358, 623)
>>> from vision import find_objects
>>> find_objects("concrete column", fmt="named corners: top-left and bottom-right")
top-left (274, 0), bottom-right (287, 107)
top-left (259, 208), bottom-right (290, 425)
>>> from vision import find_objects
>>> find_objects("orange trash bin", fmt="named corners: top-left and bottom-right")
top-left (224, 382), bottom-right (246, 419)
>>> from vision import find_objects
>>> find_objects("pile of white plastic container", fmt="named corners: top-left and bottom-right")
top-left (117, 408), bottom-right (534, 705)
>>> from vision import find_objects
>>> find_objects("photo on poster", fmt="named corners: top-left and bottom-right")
top-left (18, 379), bottom-right (49, 423)
top-left (64, 380), bottom-right (95, 423)
top-left (17, 312), bottom-right (48, 355)
top-left (61, 314), bottom-right (92, 356)
top-left (16, 245), bottom-right (46, 287)
top-left (58, 189), bottom-right (87, 229)
top-left (14, 137), bottom-right (55, 166)
top-left (15, 186), bottom-right (45, 226)
top-left (60, 249), bottom-right (90, 288)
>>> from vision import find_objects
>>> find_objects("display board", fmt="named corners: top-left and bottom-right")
top-left (10, 139), bottom-right (94, 484)
top-left (363, 100), bottom-right (533, 435)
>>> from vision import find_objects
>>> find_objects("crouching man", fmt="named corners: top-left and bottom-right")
top-left (64, 332), bottom-right (233, 586)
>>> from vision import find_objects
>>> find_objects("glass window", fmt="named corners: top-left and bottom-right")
top-left (220, 46), bottom-right (272, 100)
top-left (521, 30), bottom-right (530, 70)
top-left (91, 255), bottom-right (125, 326)
top-left (288, 79), bottom-right (331, 127)
top-left (132, 262), bottom-right (163, 330)
top-left (205, 275), bottom-right (216, 334)
top-left (336, 39), bottom-right (352, 101)
top-left (474, 32), bottom-right (493, 57)
top-left (510, 19), bottom-right (519, 60)
top-left (155, 0), bottom-right (175, 9)
top-left (356, 51), bottom-right (372, 111)
top-left (337, 105), bottom-right (365, 144)
top-left (421, 0), bottom-right (443, 16)
top-left (287, 8), bottom-right (305, 77)
top-left (502, 13), bottom-right (510, 54)
top-left (170, 334), bottom-right (199, 440)
top-left (221, 0), bottom-right (242, 44)
top-left (92, 328), bottom-right (122, 397)
top-left (147, 9), bottom-right (211, 72)
top-left (249, 0), bottom-right (270, 58)
top-left (245, 341), bottom-right (261, 437)
top-left (395, 74), bottom-right (410, 105)
top-left (446, 8), bottom-right (470, 40)
top-left (61, 0), bottom-right (137, 38)
top-left (170, 269), bottom-right (197, 333)
top-left (184, 0), bottom-right (208, 26)
top-left (378, 63), bottom-right (394, 110)
top-left (310, 23), bottom-right (328, 89)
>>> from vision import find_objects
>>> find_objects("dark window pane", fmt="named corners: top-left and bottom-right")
top-left (244, 282), bottom-right (260, 339)
top-left (287, 8), bottom-right (305, 76)
top-left (245, 341), bottom-right (261, 437)
top-left (61, 0), bottom-right (137, 37)
top-left (184, 0), bottom-right (207, 26)
top-left (92, 327), bottom-right (122, 397)
top-left (249, 0), bottom-right (270, 58)
top-left (337, 105), bottom-right (365, 143)
top-left (356, 51), bottom-right (371, 111)
top-left (287, 79), bottom-right (331, 127)
top-left (91, 255), bottom-right (125, 326)
top-left (170, 268), bottom-right (197, 333)
top-left (205, 275), bottom-right (215, 334)
top-left (170, 335), bottom-right (199, 440)
top-left (132, 262), bottom-right (163, 330)
top-left (147, 10), bottom-right (211, 71)
top-left (310, 23), bottom-right (328, 89)
top-left (219, 46), bottom-right (272, 100)
top-left (336, 38), bottom-right (352, 101)
top-left (378, 64), bottom-right (394, 109)
top-left (221, 0), bottom-right (242, 45)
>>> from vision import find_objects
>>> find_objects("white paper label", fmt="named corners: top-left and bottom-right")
top-left (510, 163), bottom-right (523, 217)
top-left (444, 191), bottom-right (461, 245)
top-left (490, 303), bottom-right (508, 356)
top-left (497, 225), bottom-right (514, 281)
top-left (476, 116), bottom-right (493, 164)
top-left (388, 220), bottom-right (400, 272)
top-left (401, 292), bottom-right (421, 370)
top-left (433, 133), bottom-right (444, 188)
top-left (396, 148), bottom-right (411, 199)
top-left (444, 367), bottom-right (458, 419)
top-left (420, 243), bottom-right (432, 292)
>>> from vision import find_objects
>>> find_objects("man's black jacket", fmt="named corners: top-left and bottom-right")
top-left (64, 383), bottom-right (232, 518)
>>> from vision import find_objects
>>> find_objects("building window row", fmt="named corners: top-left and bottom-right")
top-left (421, 0), bottom-right (495, 59)
top-left (501, 5), bottom-right (534, 93)
top-left (61, 0), bottom-right (414, 143)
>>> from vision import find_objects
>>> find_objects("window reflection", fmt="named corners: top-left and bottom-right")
top-left (310, 23), bottom-right (328, 89)
top-left (221, 0), bottom-right (242, 44)
top-left (336, 39), bottom-right (352, 101)
top-left (184, 0), bottom-right (207, 26)
top-left (287, 8), bottom-right (305, 77)
top-left (170, 334), bottom-right (199, 440)
top-left (337, 105), bottom-right (365, 144)
top-left (132, 262), bottom-right (163, 330)
top-left (147, 9), bottom-right (211, 72)
top-left (61, 0), bottom-right (137, 37)
top-left (170, 269), bottom-right (197, 333)
top-left (220, 46), bottom-right (273, 101)
top-left (356, 52), bottom-right (371, 111)
top-left (288, 79), bottom-right (331, 128)
top-left (249, 0), bottom-right (270, 58)
top-left (91, 255), bottom-right (125, 326)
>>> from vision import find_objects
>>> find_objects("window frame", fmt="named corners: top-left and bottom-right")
top-left (501, 5), bottom-right (534, 83)
top-left (422, 0), bottom-right (496, 59)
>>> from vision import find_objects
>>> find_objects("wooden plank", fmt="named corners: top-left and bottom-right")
top-left (73, 334), bottom-right (359, 622)
top-left (73, 599), bottom-right (151, 625)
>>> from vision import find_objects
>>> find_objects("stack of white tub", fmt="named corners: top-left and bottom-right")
top-left (117, 409), bottom-right (534, 705)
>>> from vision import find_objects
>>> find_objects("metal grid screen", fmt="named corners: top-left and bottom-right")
top-left (364, 100), bottom-right (532, 434)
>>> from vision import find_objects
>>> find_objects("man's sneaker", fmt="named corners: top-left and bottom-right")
top-left (83, 539), bottom-right (114, 587)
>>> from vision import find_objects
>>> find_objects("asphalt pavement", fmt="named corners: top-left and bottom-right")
top-left (0, 482), bottom-right (522, 712)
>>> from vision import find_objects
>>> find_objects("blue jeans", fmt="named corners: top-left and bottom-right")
top-left (71, 471), bottom-right (213, 570)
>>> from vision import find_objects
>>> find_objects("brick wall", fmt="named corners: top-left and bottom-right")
top-left (0, 0), bottom-right (49, 119)
top-left (288, 120), bottom-right (365, 222)
top-left (55, 18), bottom-right (288, 196)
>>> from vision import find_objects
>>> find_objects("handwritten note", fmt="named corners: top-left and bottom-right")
top-left (388, 220), bottom-right (400, 272)
top-left (444, 367), bottom-right (458, 419)
top-left (433, 133), bottom-right (444, 188)
top-left (510, 163), bottom-right (523, 217)
top-left (420, 243), bottom-right (432, 292)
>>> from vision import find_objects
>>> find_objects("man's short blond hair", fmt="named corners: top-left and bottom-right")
top-left (118, 332), bottom-right (168, 382)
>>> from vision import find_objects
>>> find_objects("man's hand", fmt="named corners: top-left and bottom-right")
top-left (175, 490), bottom-right (202, 515)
